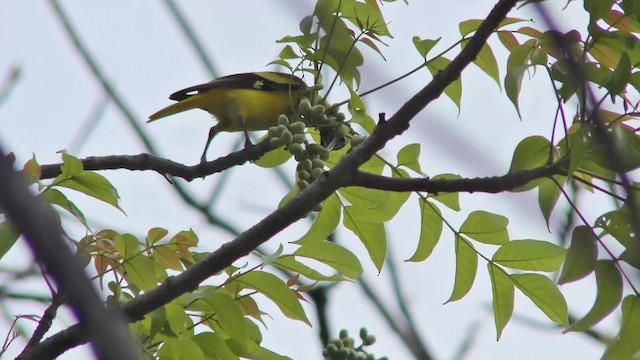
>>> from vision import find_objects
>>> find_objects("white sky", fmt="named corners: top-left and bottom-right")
top-left (0, 1), bottom-right (621, 359)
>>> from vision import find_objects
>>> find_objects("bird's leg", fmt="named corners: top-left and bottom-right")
top-left (240, 118), bottom-right (252, 148)
top-left (200, 126), bottom-right (218, 163)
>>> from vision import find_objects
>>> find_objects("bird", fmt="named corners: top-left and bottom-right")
top-left (148, 71), bottom-right (308, 162)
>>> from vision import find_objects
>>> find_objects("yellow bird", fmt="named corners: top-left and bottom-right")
top-left (148, 71), bottom-right (307, 162)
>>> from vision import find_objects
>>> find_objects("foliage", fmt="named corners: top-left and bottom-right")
top-left (2, 0), bottom-right (640, 359)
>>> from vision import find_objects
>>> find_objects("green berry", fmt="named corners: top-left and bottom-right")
top-left (310, 167), bottom-right (324, 181)
top-left (317, 114), bottom-right (332, 125)
top-left (270, 137), bottom-right (284, 147)
top-left (364, 334), bottom-right (376, 345)
top-left (280, 130), bottom-right (293, 145)
top-left (339, 330), bottom-right (349, 339)
top-left (343, 337), bottom-right (354, 349)
top-left (350, 135), bottom-right (364, 147)
top-left (318, 147), bottom-right (330, 160)
top-left (278, 114), bottom-right (289, 126)
top-left (359, 328), bottom-right (368, 341)
top-left (366, 353), bottom-right (375, 360)
top-left (294, 152), bottom-right (308, 162)
top-left (311, 158), bottom-right (325, 169)
top-left (310, 104), bottom-right (326, 118)
top-left (277, 124), bottom-right (288, 133)
top-left (336, 112), bottom-right (346, 121)
top-left (299, 159), bottom-right (313, 172)
top-left (292, 133), bottom-right (306, 144)
top-left (326, 344), bottom-right (338, 354)
top-left (299, 98), bottom-right (312, 115)
top-left (356, 353), bottom-right (367, 360)
top-left (289, 121), bottom-right (306, 133)
top-left (307, 143), bottom-right (325, 155)
top-left (337, 123), bottom-right (349, 137)
top-left (289, 143), bottom-right (304, 155)
top-left (298, 170), bottom-right (310, 181)
top-left (297, 180), bottom-right (309, 190)
top-left (268, 126), bottom-right (281, 137)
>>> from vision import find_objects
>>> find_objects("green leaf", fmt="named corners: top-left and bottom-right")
top-left (558, 226), bottom-right (598, 284)
top-left (396, 143), bottom-right (422, 173)
top-left (273, 256), bottom-right (344, 282)
top-left (412, 36), bottom-right (441, 58)
top-left (60, 153), bottom-right (83, 178)
top-left (146, 227), bottom-right (168, 246)
top-left (429, 174), bottom-right (462, 211)
top-left (492, 240), bottom-right (566, 272)
top-left (340, 186), bottom-right (408, 223)
top-left (488, 263), bottom-right (514, 340)
top-left (446, 237), bottom-right (478, 302)
top-left (294, 241), bottom-right (363, 279)
top-left (41, 188), bottom-right (89, 230)
top-left (507, 136), bottom-right (551, 191)
top-left (124, 254), bottom-right (158, 292)
top-left (584, 0), bottom-right (615, 21)
top-left (505, 41), bottom-right (534, 118)
top-left (568, 260), bottom-right (622, 331)
top-left (407, 200), bottom-right (443, 262)
top-left (0, 221), bottom-right (19, 259)
top-left (460, 210), bottom-right (509, 245)
top-left (55, 171), bottom-right (122, 211)
top-left (461, 39), bottom-right (500, 88)
top-left (235, 271), bottom-right (309, 324)
top-left (22, 156), bottom-right (41, 184)
top-left (427, 56), bottom-right (462, 111)
top-left (254, 135), bottom-right (293, 168)
top-left (597, 207), bottom-right (640, 269)
top-left (538, 177), bottom-right (564, 230)
top-left (206, 291), bottom-right (247, 344)
top-left (295, 194), bottom-right (341, 244)
top-left (153, 246), bottom-right (184, 271)
top-left (343, 207), bottom-right (387, 271)
top-left (511, 273), bottom-right (569, 326)
top-left (602, 295), bottom-right (640, 359)
top-left (157, 336), bottom-right (204, 360)
top-left (193, 332), bottom-right (238, 360)
top-left (606, 51), bottom-right (631, 95)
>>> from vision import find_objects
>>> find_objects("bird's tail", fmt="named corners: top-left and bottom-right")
top-left (147, 95), bottom-right (209, 122)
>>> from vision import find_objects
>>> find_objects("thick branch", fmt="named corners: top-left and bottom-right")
top-left (21, 0), bottom-right (518, 357)
top-left (39, 141), bottom-right (273, 181)
top-left (348, 160), bottom-right (566, 193)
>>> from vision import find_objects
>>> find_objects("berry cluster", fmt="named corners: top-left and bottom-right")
top-left (322, 328), bottom-right (387, 360)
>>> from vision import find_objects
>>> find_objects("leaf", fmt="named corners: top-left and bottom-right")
top-left (558, 226), bottom-right (598, 284)
top-left (459, 210), bottom-right (509, 245)
top-left (235, 271), bottom-right (309, 324)
top-left (60, 153), bottom-right (83, 178)
top-left (0, 221), bottom-right (19, 259)
top-left (538, 177), bottom-right (564, 230)
top-left (254, 134), bottom-right (293, 168)
top-left (427, 56), bottom-right (462, 112)
top-left (41, 188), bottom-right (89, 230)
top-left (446, 237), bottom-right (478, 303)
top-left (407, 200), bottom-right (443, 262)
top-left (507, 136), bottom-right (552, 191)
top-left (343, 207), bottom-right (387, 271)
top-left (396, 143), bottom-right (422, 173)
top-left (412, 36), bottom-right (441, 58)
top-left (22, 155), bottom-right (41, 184)
top-left (492, 240), bottom-right (566, 272)
top-left (340, 186), bottom-right (407, 222)
top-left (602, 295), bottom-right (640, 359)
top-left (293, 241), bottom-right (363, 279)
top-left (153, 246), bottom-right (184, 271)
top-left (568, 260), bottom-right (622, 331)
top-left (55, 171), bottom-right (122, 211)
top-left (505, 41), bottom-right (534, 118)
top-left (584, 0), bottom-right (615, 21)
top-left (157, 336), bottom-right (204, 360)
top-left (146, 227), bottom-right (168, 246)
top-left (124, 255), bottom-right (159, 292)
top-left (206, 291), bottom-right (247, 344)
top-left (461, 39), bottom-right (500, 88)
top-left (429, 174), bottom-right (462, 211)
top-left (273, 256), bottom-right (344, 282)
top-left (193, 332), bottom-right (237, 360)
top-left (511, 273), bottom-right (569, 326)
top-left (606, 51), bottom-right (631, 95)
top-left (295, 194), bottom-right (341, 244)
top-left (488, 263), bottom-right (514, 340)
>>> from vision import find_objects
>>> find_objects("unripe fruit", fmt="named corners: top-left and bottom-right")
top-left (289, 121), bottom-right (306, 133)
top-left (270, 137), bottom-right (284, 147)
top-left (310, 104), bottom-right (326, 118)
top-left (307, 143), bottom-right (325, 155)
top-left (299, 159), bottom-right (313, 172)
top-left (299, 98), bottom-right (312, 115)
top-left (288, 143), bottom-right (304, 155)
top-left (280, 130), bottom-right (293, 145)
top-left (337, 123), bottom-right (349, 137)
top-left (298, 170), bottom-right (310, 181)
top-left (292, 134), bottom-right (306, 144)
top-left (336, 112), bottom-right (346, 121)
top-left (364, 334), bottom-right (376, 345)
top-left (268, 126), bottom-right (281, 137)
top-left (339, 330), bottom-right (349, 339)
top-left (297, 180), bottom-right (309, 190)
top-left (311, 158), bottom-right (325, 169)
top-left (350, 135), bottom-right (364, 147)
top-left (310, 167), bottom-right (324, 181)
top-left (294, 152), bottom-right (308, 162)
top-left (277, 114), bottom-right (289, 126)
top-left (359, 328), bottom-right (368, 341)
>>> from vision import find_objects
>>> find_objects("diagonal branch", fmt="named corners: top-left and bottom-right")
top-left (19, 0), bottom-right (518, 357)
